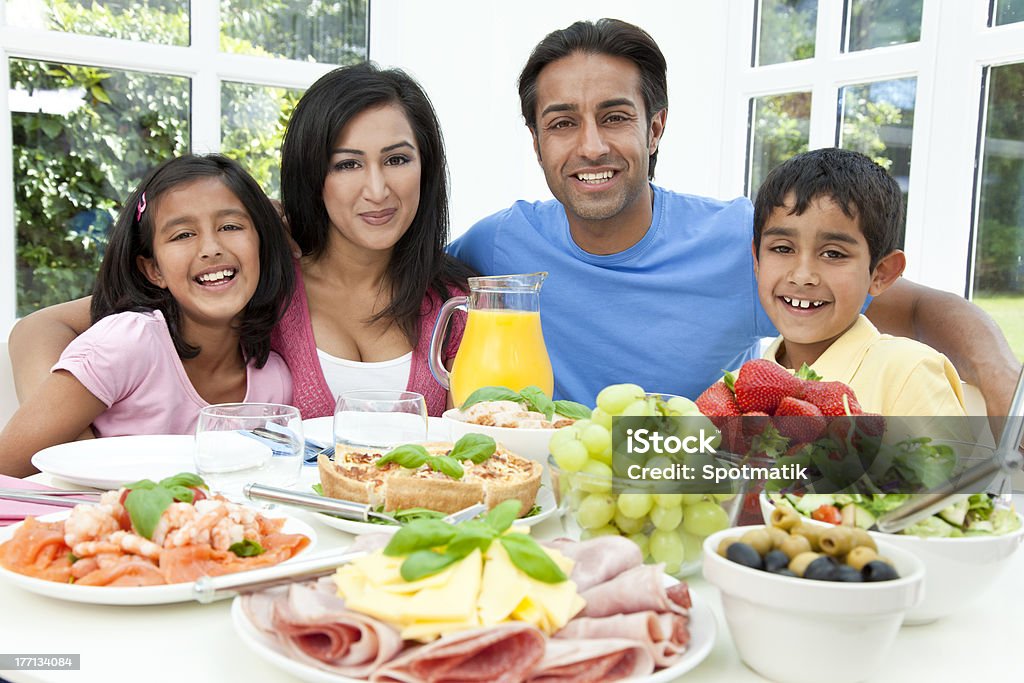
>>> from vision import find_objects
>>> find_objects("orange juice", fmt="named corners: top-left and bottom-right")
top-left (450, 309), bottom-right (554, 406)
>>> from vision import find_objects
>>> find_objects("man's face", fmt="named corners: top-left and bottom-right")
top-left (531, 52), bottom-right (664, 226)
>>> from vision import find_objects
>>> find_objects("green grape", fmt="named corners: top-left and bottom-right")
top-left (622, 399), bottom-right (655, 416)
top-left (596, 383), bottom-right (645, 415)
top-left (551, 438), bottom-right (589, 472)
top-left (649, 528), bottom-right (685, 573)
top-left (650, 503), bottom-right (683, 531)
top-left (711, 492), bottom-right (737, 502)
top-left (613, 509), bottom-right (647, 534)
top-left (580, 424), bottom-right (612, 457)
top-left (581, 524), bottom-right (620, 539)
top-left (682, 500), bottom-right (730, 537)
top-left (591, 407), bottom-right (613, 430)
top-left (548, 425), bottom-right (579, 452)
top-left (616, 492), bottom-right (654, 518)
top-left (572, 419), bottom-right (593, 432)
top-left (644, 455), bottom-right (674, 471)
top-left (575, 492), bottom-right (616, 529)
top-left (679, 531), bottom-right (704, 563)
top-left (667, 396), bottom-right (700, 416)
top-left (590, 444), bottom-right (613, 466)
top-left (579, 460), bottom-right (613, 493)
top-left (653, 493), bottom-right (684, 508)
top-left (627, 532), bottom-right (650, 558)
top-left (679, 493), bottom-right (704, 505)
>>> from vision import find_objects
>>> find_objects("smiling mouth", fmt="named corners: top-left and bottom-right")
top-left (575, 170), bottom-right (615, 184)
top-left (781, 295), bottom-right (827, 309)
top-left (195, 268), bottom-right (236, 285)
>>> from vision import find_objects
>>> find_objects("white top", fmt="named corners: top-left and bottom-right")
top-left (316, 347), bottom-right (412, 397)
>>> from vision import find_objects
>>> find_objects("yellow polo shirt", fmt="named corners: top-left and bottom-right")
top-left (762, 315), bottom-right (967, 417)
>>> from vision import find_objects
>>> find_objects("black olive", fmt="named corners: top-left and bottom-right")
top-left (835, 564), bottom-right (864, 582)
top-left (773, 568), bottom-right (797, 578)
top-left (725, 542), bottom-right (764, 570)
top-left (803, 556), bottom-right (840, 581)
top-left (862, 560), bottom-right (899, 582)
top-left (763, 549), bottom-right (790, 573)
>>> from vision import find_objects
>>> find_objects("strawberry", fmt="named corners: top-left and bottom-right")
top-left (695, 380), bottom-right (741, 419)
top-left (801, 380), bottom-right (862, 416)
top-left (733, 359), bottom-right (804, 414)
top-left (773, 397), bottom-right (827, 444)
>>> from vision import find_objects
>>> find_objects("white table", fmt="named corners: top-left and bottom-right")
top-left (0, 483), bottom-right (1020, 683)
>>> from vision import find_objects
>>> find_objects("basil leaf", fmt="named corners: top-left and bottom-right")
top-left (228, 539), bottom-right (265, 557)
top-left (499, 533), bottom-right (567, 583)
top-left (165, 485), bottom-right (195, 504)
top-left (460, 386), bottom-right (524, 410)
top-left (427, 455), bottom-right (464, 480)
top-left (122, 478), bottom-right (157, 491)
top-left (124, 486), bottom-right (175, 540)
top-left (519, 386), bottom-right (555, 421)
top-left (484, 499), bottom-right (521, 534)
top-left (449, 433), bottom-right (496, 464)
top-left (446, 525), bottom-right (495, 557)
top-left (159, 472), bottom-right (206, 490)
top-left (553, 400), bottom-right (592, 420)
top-left (384, 519), bottom-right (457, 556)
top-left (400, 549), bottom-right (463, 582)
top-left (312, 483), bottom-right (324, 495)
top-left (377, 444), bottom-right (429, 469)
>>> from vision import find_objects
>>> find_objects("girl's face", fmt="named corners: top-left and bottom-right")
top-left (137, 176), bottom-right (261, 329)
top-left (321, 103), bottom-right (422, 257)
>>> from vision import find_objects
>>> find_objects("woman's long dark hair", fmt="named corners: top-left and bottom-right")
top-left (281, 63), bottom-right (474, 345)
top-left (91, 154), bottom-right (295, 367)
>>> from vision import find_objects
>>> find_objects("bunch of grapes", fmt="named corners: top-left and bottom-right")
top-left (549, 383), bottom-right (738, 575)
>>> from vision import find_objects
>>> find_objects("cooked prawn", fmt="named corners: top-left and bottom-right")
top-left (63, 504), bottom-right (120, 547)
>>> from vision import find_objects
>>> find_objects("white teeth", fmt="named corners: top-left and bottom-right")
top-left (782, 296), bottom-right (825, 309)
top-left (577, 171), bottom-right (613, 183)
top-left (197, 269), bottom-right (236, 283)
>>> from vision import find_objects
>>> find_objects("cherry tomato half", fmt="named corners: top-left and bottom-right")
top-left (811, 504), bottom-right (842, 525)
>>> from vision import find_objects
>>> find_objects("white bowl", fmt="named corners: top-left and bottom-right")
top-left (703, 525), bottom-right (925, 683)
top-left (441, 408), bottom-right (559, 464)
top-left (760, 493), bottom-right (1024, 624)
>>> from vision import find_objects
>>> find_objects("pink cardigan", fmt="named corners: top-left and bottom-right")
top-left (271, 261), bottom-right (466, 418)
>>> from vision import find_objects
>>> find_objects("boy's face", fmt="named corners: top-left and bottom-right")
top-left (754, 192), bottom-right (901, 368)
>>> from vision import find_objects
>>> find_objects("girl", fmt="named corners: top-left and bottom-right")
top-left (0, 154), bottom-right (295, 477)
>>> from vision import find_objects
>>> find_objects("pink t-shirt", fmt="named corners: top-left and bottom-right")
top-left (52, 310), bottom-right (292, 437)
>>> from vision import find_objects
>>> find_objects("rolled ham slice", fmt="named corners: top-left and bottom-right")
top-left (543, 536), bottom-right (642, 591)
top-left (371, 622), bottom-right (546, 683)
top-left (554, 611), bottom-right (689, 667)
top-left (578, 563), bottom-right (691, 618)
top-left (527, 638), bottom-right (655, 682)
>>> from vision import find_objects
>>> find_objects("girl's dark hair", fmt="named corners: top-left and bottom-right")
top-left (752, 148), bottom-right (904, 270)
top-left (280, 62), bottom-right (474, 346)
top-left (518, 18), bottom-right (669, 179)
top-left (90, 154), bottom-right (295, 367)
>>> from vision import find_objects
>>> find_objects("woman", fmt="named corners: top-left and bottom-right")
top-left (9, 64), bottom-right (473, 419)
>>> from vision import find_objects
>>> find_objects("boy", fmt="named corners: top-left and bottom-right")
top-left (752, 148), bottom-right (966, 417)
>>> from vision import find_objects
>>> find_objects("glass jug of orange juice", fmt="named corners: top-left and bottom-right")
top-left (429, 272), bottom-right (553, 406)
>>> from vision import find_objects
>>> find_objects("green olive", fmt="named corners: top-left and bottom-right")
top-left (849, 528), bottom-right (877, 552)
top-left (845, 546), bottom-right (878, 571)
top-left (770, 505), bottom-right (801, 531)
top-left (718, 536), bottom-right (740, 557)
top-left (819, 526), bottom-right (854, 557)
top-left (740, 528), bottom-right (773, 556)
top-left (765, 526), bottom-right (789, 550)
top-left (778, 533), bottom-right (812, 560)
top-left (791, 524), bottom-right (822, 551)
top-left (789, 551), bottom-right (821, 577)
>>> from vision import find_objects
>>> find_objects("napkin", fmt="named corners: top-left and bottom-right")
top-left (0, 474), bottom-right (70, 526)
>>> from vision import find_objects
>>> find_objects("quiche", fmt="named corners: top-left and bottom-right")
top-left (317, 441), bottom-right (542, 516)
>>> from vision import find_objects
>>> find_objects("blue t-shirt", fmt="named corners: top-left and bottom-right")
top-left (448, 185), bottom-right (778, 404)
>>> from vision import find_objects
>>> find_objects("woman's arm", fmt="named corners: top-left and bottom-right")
top-left (0, 370), bottom-right (106, 477)
top-left (866, 279), bottom-right (1021, 425)
top-left (8, 297), bottom-right (93, 402)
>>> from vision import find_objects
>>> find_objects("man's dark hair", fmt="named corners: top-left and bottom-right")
top-left (280, 62), bottom-right (474, 346)
top-left (91, 154), bottom-right (295, 367)
top-left (753, 148), bottom-right (904, 270)
top-left (518, 18), bottom-right (668, 179)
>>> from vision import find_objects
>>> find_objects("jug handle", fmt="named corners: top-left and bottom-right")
top-left (428, 295), bottom-right (468, 391)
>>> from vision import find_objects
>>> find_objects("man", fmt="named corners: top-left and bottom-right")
top-left (448, 18), bottom-right (1020, 421)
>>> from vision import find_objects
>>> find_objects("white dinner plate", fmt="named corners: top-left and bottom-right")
top-left (301, 416), bottom-right (451, 447)
top-left (230, 575), bottom-right (715, 683)
top-left (309, 486), bottom-right (558, 535)
top-left (32, 434), bottom-right (196, 489)
top-left (0, 509), bottom-right (316, 606)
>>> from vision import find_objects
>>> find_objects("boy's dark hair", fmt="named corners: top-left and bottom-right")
top-left (518, 18), bottom-right (668, 179)
top-left (280, 62), bottom-right (474, 347)
top-left (91, 154), bottom-right (295, 367)
top-left (753, 148), bottom-right (904, 270)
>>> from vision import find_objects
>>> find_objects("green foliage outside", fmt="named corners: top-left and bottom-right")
top-left (757, 0), bottom-right (816, 66)
top-left (974, 296), bottom-right (1024, 363)
top-left (11, 1), bottom-right (366, 316)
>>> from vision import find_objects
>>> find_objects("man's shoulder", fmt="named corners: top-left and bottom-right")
top-left (467, 197), bottom-right (563, 234)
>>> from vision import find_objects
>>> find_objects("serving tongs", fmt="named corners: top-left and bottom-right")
top-left (192, 549), bottom-right (366, 603)
top-left (242, 483), bottom-right (402, 524)
top-left (874, 367), bottom-right (1024, 533)
top-left (0, 488), bottom-right (101, 507)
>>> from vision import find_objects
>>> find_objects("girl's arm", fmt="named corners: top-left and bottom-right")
top-left (0, 370), bottom-right (106, 477)
top-left (8, 296), bottom-right (93, 403)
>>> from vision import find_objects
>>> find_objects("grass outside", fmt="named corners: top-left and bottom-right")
top-left (974, 295), bottom-right (1024, 363)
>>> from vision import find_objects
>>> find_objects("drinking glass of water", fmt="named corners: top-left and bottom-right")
top-left (333, 390), bottom-right (428, 454)
top-left (195, 403), bottom-right (303, 496)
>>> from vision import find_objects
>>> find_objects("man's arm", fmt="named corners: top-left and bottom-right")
top-left (8, 296), bottom-right (93, 402)
top-left (866, 279), bottom-right (1021, 423)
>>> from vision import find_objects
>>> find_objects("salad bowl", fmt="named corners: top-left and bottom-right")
top-left (761, 492), bottom-right (1024, 623)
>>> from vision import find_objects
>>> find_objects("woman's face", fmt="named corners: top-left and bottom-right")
top-left (322, 103), bottom-right (422, 257)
